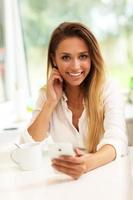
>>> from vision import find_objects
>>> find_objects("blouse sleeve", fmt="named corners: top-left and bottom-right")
top-left (97, 80), bottom-right (128, 158)
top-left (20, 88), bottom-right (48, 143)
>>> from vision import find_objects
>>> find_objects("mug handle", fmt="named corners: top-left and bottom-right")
top-left (10, 149), bottom-right (20, 165)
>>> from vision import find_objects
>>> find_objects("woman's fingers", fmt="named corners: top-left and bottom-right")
top-left (47, 67), bottom-right (63, 103)
top-left (52, 164), bottom-right (82, 179)
top-left (51, 152), bottom-right (94, 178)
top-left (52, 157), bottom-right (87, 174)
top-left (49, 68), bottom-right (63, 84)
top-left (51, 68), bottom-right (61, 77)
top-left (75, 148), bottom-right (85, 156)
top-left (49, 74), bottom-right (63, 84)
top-left (52, 158), bottom-right (81, 171)
top-left (56, 155), bottom-right (84, 164)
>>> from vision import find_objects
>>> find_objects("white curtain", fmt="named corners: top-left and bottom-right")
top-left (3, 0), bottom-right (30, 120)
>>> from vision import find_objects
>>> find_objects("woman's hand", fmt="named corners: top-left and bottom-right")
top-left (47, 68), bottom-right (63, 106)
top-left (52, 148), bottom-right (93, 180)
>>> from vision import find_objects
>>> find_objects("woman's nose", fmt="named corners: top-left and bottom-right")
top-left (72, 59), bottom-right (80, 70)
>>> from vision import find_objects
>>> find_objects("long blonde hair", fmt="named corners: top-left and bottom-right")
top-left (47, 22), bottom-right (105, 153)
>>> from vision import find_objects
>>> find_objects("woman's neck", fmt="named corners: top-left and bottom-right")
top-left (65, 86), bottom-right (84, 107)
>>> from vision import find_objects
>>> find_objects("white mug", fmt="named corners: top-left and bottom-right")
top-left (10, 142), bottom-right (43, 170)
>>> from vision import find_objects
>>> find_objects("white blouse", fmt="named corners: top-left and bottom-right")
top-left (22, 80), bottom-right (128, 158)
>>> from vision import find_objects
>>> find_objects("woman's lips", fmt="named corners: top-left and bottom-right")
top-left (67, 72), bottom-right (83, 77)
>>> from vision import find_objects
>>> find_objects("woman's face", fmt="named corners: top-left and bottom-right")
top-left (53, 37), bottom-right (91, 88)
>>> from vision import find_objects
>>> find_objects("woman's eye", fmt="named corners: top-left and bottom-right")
top-left (61, 55), bottom-right (70, 61)
top-left (79, 54), bottom-right (88, 60)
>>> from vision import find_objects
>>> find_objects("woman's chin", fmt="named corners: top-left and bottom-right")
top-left (65, 80), bottom-right (84, 87)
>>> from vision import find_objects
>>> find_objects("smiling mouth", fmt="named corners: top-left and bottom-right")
top-left (67, 72), bottom-right (83, 77)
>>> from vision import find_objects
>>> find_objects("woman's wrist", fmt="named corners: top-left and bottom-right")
top-left (85, 145), bottom-right (116, 173)
top-left (44, 99), bottom-right (57, 111)
top-left (27, 100), bottom-right (56, 142)
top-left (85, 154), bottom-right (96, 172)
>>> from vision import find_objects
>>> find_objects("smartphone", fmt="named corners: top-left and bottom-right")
top-left (48, 142), bottom-right (75, 159)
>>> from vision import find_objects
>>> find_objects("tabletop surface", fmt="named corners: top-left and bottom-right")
top-left (0, 101), bottom-right (133, 200)
top-left (0, 146), bottom-right (132, 200)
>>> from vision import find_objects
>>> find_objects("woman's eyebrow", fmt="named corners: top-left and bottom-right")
top-left (79, 51), bottom-right (89, 54)
top-left (60, 51), bottom-right (89, 55)
top-left (60, 52), bottom-right (71, 55)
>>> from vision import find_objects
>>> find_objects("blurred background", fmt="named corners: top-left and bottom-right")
top-left (0, 0), bottom-right (133, 145)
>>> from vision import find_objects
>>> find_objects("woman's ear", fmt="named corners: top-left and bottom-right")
top-left (51, 54), bottom-right (57, 68)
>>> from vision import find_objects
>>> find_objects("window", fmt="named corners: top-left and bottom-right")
top-left (18, 0), bottom-right (133, 97)
top-left (0, 0), bottom-right (6, 102)
top-left (1, 0), bottom-right (133, 124)
top-left (0, 0), bottom-right (31, 123)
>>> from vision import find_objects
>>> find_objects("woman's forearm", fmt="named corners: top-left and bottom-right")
top-left (28, 100), bottom-right (56, 141)
top-left (87, 144), bottom-right (116, 171)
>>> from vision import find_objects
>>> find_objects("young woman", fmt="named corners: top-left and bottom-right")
top-left (22, 22), bottom-right (128, 179)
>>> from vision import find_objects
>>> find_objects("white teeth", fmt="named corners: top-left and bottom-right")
top-left (69, 72), bottom-right (82, 76)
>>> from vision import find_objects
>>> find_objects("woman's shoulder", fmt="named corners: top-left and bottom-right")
top-left (39, 85), bottom-right (47, 96)
top-left (103, 78), bottom-right (122, 94)
top-left (102, 78), bottom-right (124, 104)
top-left (35, 85), bottom-right (47, 107)
top-left (40, 85), bottom-right (47, 93)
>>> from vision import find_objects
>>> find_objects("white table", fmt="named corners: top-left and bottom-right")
top-left (0, 146), bottom-right (132, 200)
